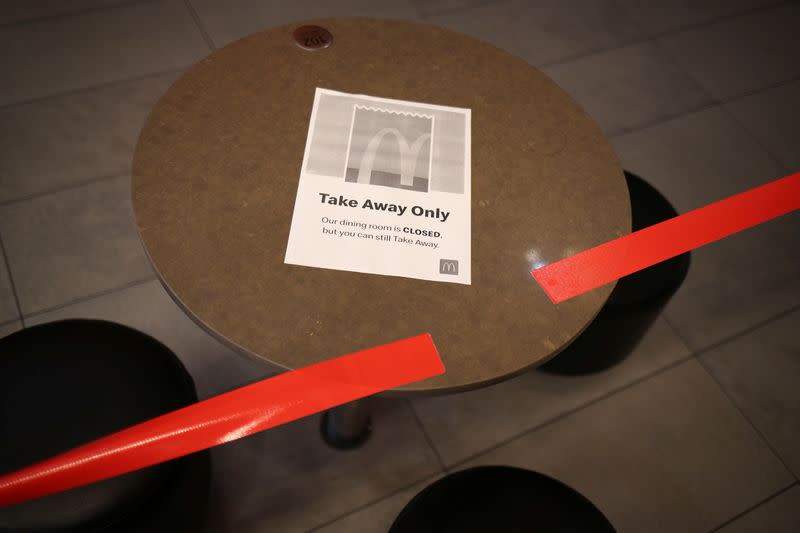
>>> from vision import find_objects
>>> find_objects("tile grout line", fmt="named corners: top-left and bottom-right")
top-left (0, 0), bottom-right (158, 30)
top-left (0, 172), bottom-right (131, 208)
top-left (418, 0), bottom-right (791, 72)
top-left (641, 7), bottom-right (799, 160)
top-left (649, 33), bottom-right (718, 102)
top-left (536, 36), bottom-right (649, 71)
top-left (304, 471), bottom-right (442, 532)
top-left (718, 75), bottom-right (800, 104)
top-left (183, 0), bottom-right (216, 51)
top-left (443, 302), bottom-right (800, 473)
top-left (719, 101), bottom-right (796, 176)
top-left (707, 481), bottom-right (798, 532)
top-left (416, 0), bottom-right (509, 19)
top-left (445, 352), bottom-right (694, 471)
top-left (530, 0), bottom-right (793, 70)
top-left (697, 358), bottom-right (799, 483)
top-left (0, 232), bottom-right (25, 328)
top-left (22, 275), bottom-right (157, 321)
top-left (683, 303), bottom-right (800, 360)
top-left (628, 0), bottom-right (799, 141)
top-left (607, 100), bottom-right (720, 139)
top-left (406, 399), bottom-right (448, 472)
top-left (639, 0), bottom-right (790, 41)
top-left (660, 314), bottom-right (693, 356)
top-left (608, 73), bottom-right (800, 141)
top-left (0, 66), bottom-right (187, 112)
top-left (595, 0), bottom-right (724, 137)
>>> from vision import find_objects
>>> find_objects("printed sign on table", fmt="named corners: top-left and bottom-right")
top-left (285, 88), bottom-right (472, 284)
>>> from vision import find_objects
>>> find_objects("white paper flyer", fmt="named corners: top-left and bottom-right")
top-left (285, 88), bottom-right (471, 284)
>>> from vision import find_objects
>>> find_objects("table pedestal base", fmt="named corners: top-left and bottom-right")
top-left (321, 399), bottom-right (371, 449)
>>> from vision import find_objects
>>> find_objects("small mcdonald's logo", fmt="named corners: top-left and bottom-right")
top-left (439, 259), bottom-right (459, 275)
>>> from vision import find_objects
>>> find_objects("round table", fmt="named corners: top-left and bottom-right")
top-left (132, 19), bottom-right (630, 403)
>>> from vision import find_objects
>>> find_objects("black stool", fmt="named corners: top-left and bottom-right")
top-left (0, 320), bottom-right (210, 532)
top-left (540, 171), bottom-right (690, 374)
top-left (390, 466), bottom-right (615, 532)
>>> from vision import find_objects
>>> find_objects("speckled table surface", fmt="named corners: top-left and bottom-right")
top-left (132, 17), bottom-right (630, 395)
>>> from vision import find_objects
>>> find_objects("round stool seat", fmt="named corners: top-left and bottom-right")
top-left (607, 172), bottom-right (690, 308)
top-left (390, 466), bottom-right (615, 532)
top-left (540, 172), bottom-right (690, 374)
top-left (0, 320), bottom-right (206, 532)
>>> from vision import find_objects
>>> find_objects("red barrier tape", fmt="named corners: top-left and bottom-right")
top-left (0, 334), bottom-right (443, 508)
top-left (532, 172), bottom-right (800, 304)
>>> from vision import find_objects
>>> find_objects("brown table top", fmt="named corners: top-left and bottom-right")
top-left (132, 18), bottom-right (631, 395)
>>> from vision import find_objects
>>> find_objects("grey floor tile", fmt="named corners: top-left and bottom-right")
top-left (460, 360), bottom-right (794, 533)
top-left (0, 0), bottom-right (133, 26)
top-left (0, 244), bottom-right (19, 323)
top-left (616, 0), bottom-right (782, 35)
top-left (542, 40), bottom-right (713, 136)
top-left (189, 0), bottom-right (419, 49)
top-left (412, 317), bottom-right (690, 466)
top-left (423, 0), bottom-right (645, 67)
top-left (25, 279), bottom-right (270, 398)
top-left (0, 176), bottom-right (154, 315)
top-left (409, 0), bottom-right (493, 18)
top-left (701, 309), bottom-right (800, 478)
top-left (206, 399), bottom-right (442, 532)
top-left (725, 80), bottom-right (800, 172)
top-left (612, 107), bottom-right (797, 351)
top-left (611, 106), bottom-right (785, 212)
top-left (716, 485), bottom-right (800, 533)
top-left (0, 320), bottom-right (22, 339)
top-left (0, 0), bottom-right (208, 106)
top-left (0, 71), bottom-right (179, 203)
top-left (658, 3), bottom-right (800, 100)
top-left (314, 475), bottom-right (441, 533)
